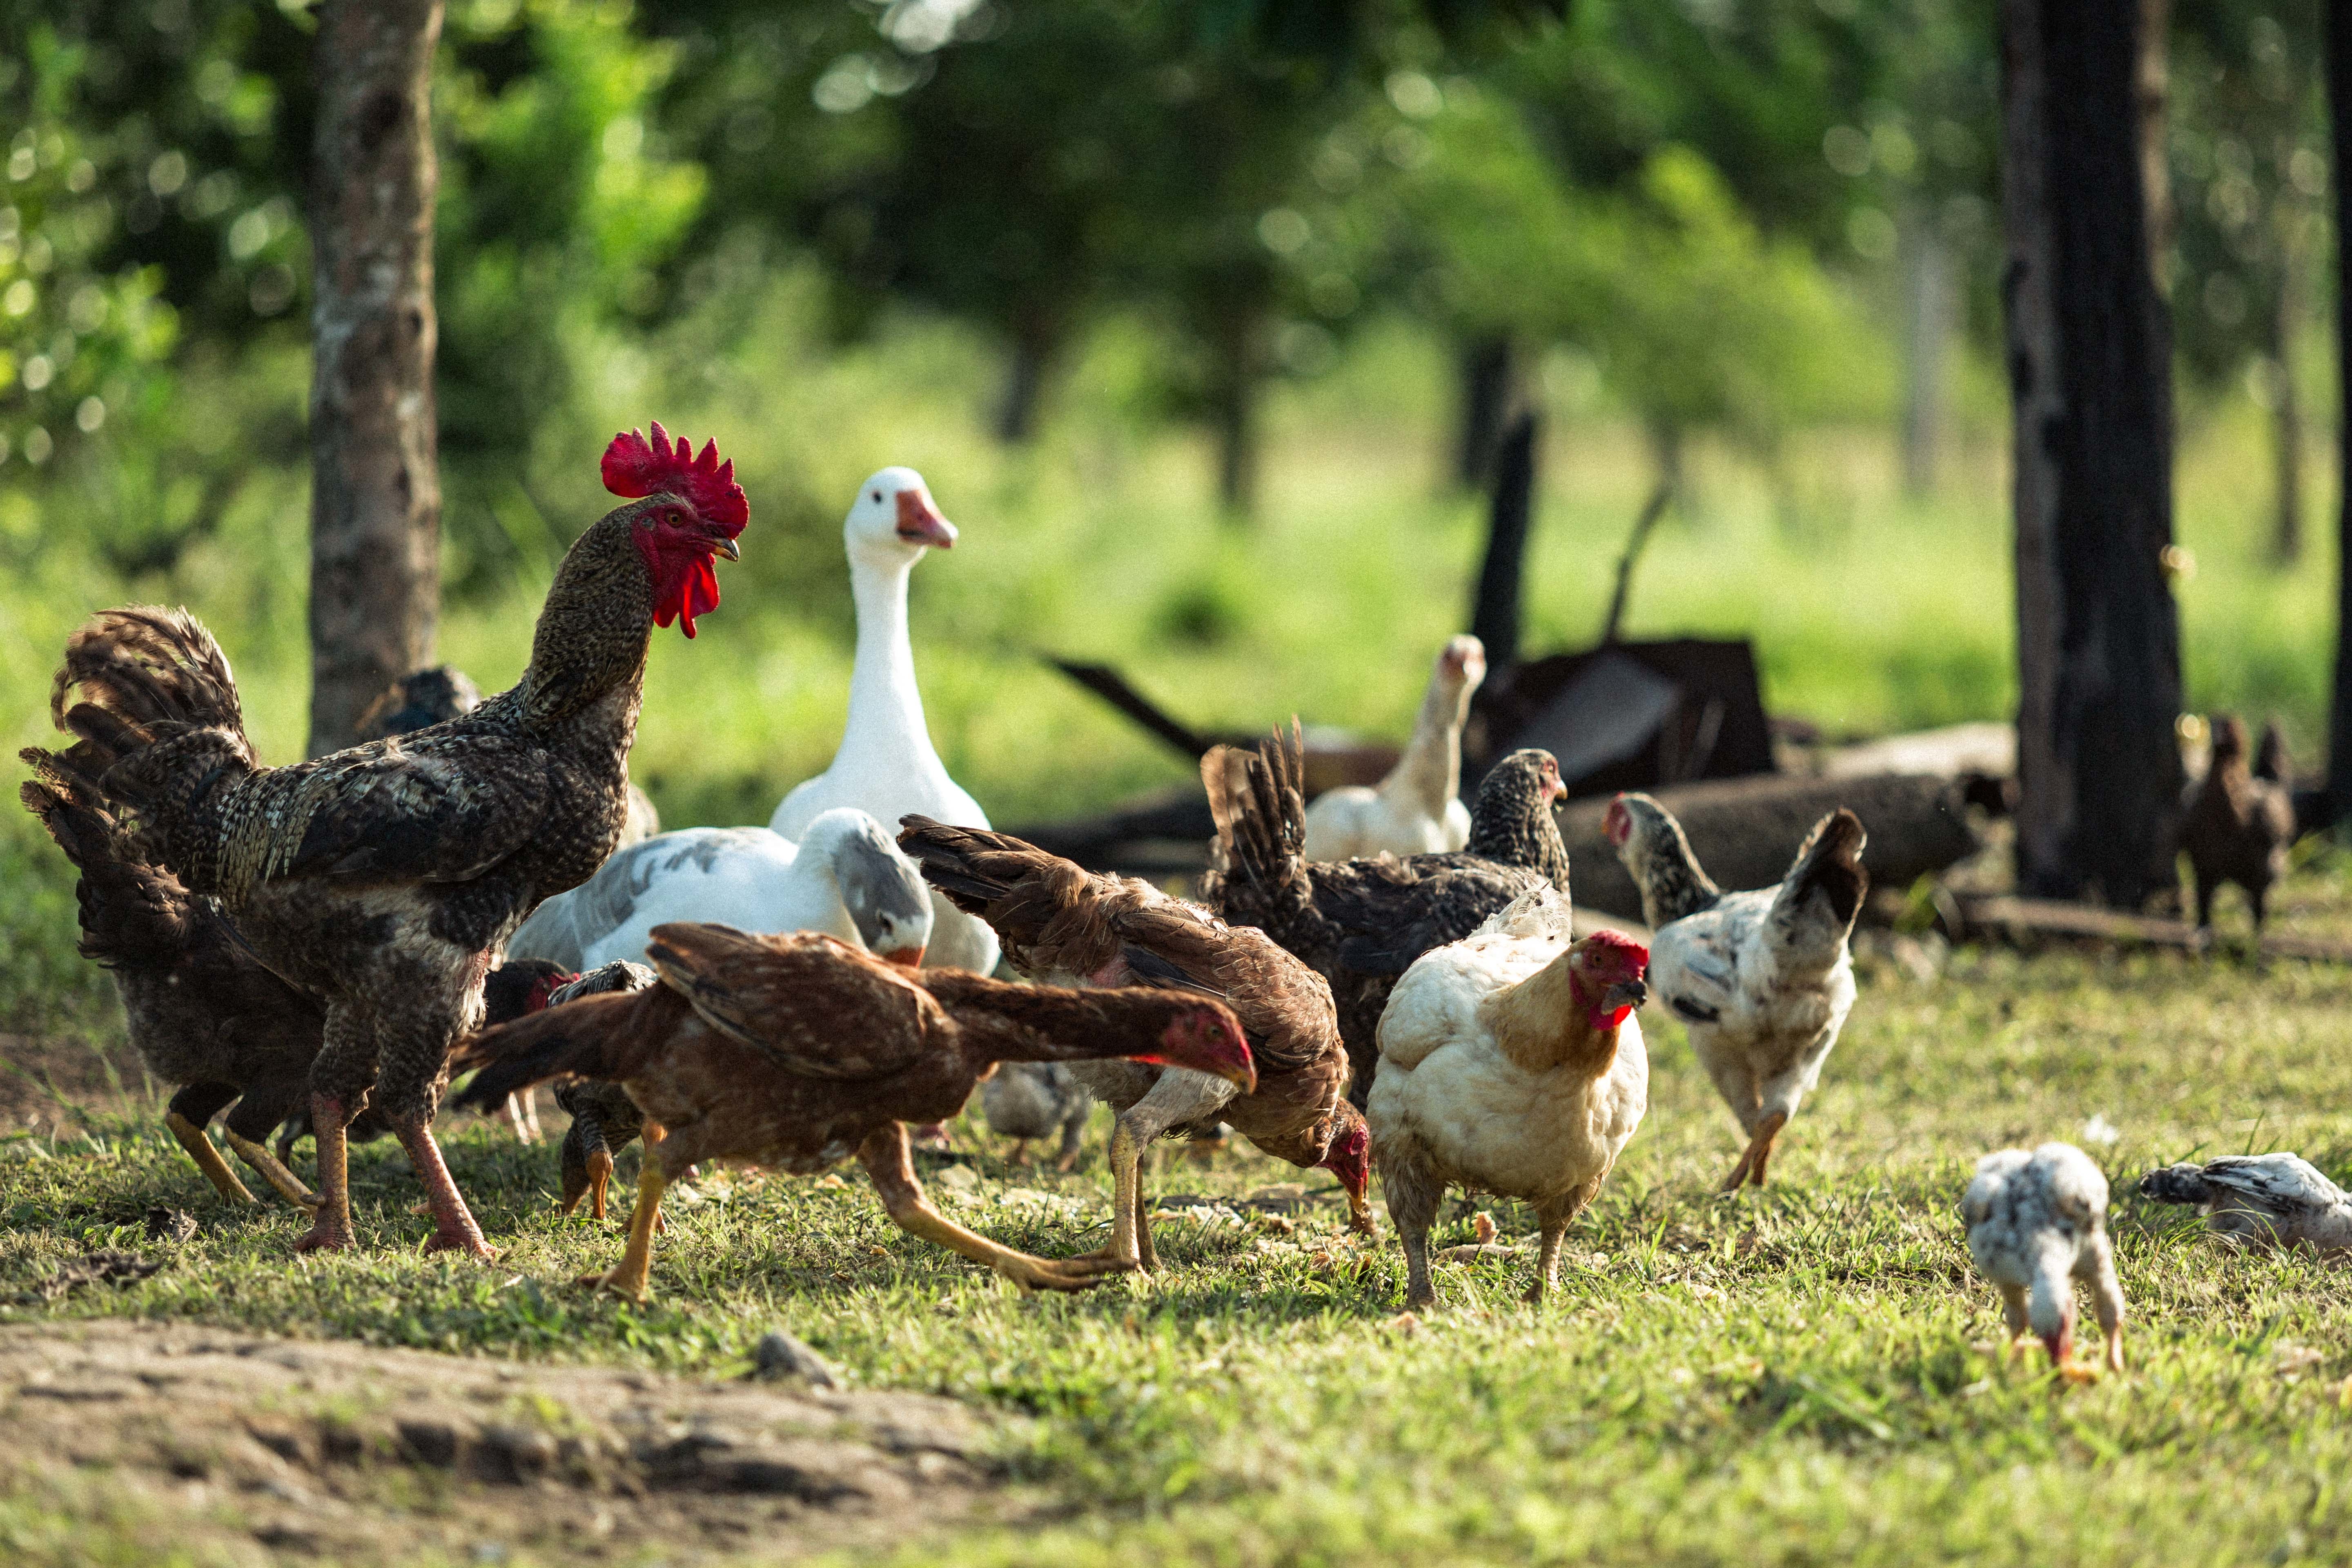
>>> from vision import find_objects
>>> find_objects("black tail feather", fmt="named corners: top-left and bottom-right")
top-left (2138, 1164), bottom-right (2214, 1207)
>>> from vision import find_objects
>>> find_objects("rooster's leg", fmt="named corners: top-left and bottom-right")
top-left (165, 1108), bottom-right (257, 1206)
top-left (581, 1147), bottom-right (668, 1301)
top-left (221, 1130), bottom-right (320, 1208)
top-left (294, 1094), bottom-right (357, 1252)
top-left (392, 1114), bottom-right (492, 1259)
top-left (857, 1124), bottom-right (1124, 1293)
top-left (1720, 1111), bottom-right (1788, 1193)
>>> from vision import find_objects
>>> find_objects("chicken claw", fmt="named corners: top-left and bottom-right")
top-left (1719, 1111), bottom-right (1788, 1193)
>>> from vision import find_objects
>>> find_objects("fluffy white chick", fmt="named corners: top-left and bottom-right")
top-left (1962, 1142), bottom-right (2126, 1381)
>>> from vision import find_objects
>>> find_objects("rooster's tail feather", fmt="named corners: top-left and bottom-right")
top-left (1201, 720), bottom-right (1310, 919)
top-left (18, 744), bottom-right (193, 965)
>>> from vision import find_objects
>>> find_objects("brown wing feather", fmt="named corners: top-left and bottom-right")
top-left (642, 922), bottom-right (936, 1081)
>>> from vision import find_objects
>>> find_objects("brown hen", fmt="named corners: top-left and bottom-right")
top-left (897, 815), bottom-right (1369, 1273)
top-left (450, 923), bottom-right (1254, 1298)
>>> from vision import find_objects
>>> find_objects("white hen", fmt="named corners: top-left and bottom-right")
top-left (1302, 635), bottom-right (1485, 862)
top-left (769, 468), bottom-right (999, 976)
top-left (1963, 1143), bottom-right (2126, 1380)
top-left (2139, 1154), bottom-right (2352, 1251)
top-left (506, 808), bottom-right (931, 973)
top-left (1368, 887), bottom-right (1650, 1308)
top-left (1606, 793), bottom-right (1866, 1192)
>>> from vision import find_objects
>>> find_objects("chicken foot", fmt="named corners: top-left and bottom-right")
top-left (293, 1093), bottom-right (356, 1252)
top-left (164, 1109), bottom-right (258, 1206)
top-left (1381, 1144), bottom-right (1447, 1310)
top-left (1058, 1069), bottom-right (1235, 1276)
top-left (858, 1124), bottom-right (1127, 1292)
top-left (1524, 1181), bottom-right (1600, 1306)
top-left (1720, 1111), bottom-right (1788, 1192)
top-left (221, 1129), bottom-right (320, 1207)
top-left (394, 1114), bottom-right (492, 1258)
top-left (581, 1145), bottom-right (668, 1301)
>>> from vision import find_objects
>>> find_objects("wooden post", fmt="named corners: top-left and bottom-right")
top-left (306, 0), bottom-right (444, 758)
top-left (1468, 411), bottom-right (1537, 668)
top-left (2328, 0), bottom-right (2352, 821)
top-left (2000, 0), bottom-right (2185, 904)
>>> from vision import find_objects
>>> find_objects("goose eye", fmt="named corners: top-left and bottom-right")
top-left (870, 490), bottom-right (881, 502)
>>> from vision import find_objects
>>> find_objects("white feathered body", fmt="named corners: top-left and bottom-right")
top-left (1962, 1142), bottom-right (2125, 1369)
top-left (2141, 1153), bottom-right (2352, 1250)
top-left (1369, 896), bottom-right (1647, 1205)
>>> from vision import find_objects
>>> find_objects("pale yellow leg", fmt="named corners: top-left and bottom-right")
top-left (222, 1129), bottom-right (320, 1208)
top-left (582, 1150), bottom-right (667, 1302)
top-left (165, 1110), bottom-right (256, 1205)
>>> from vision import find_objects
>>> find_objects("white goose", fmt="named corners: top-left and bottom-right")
top-left (507, 808), bottom-right (932, 973)
top-left (1302, 635), bottom-right (1485, 863)
top-left (768, 468), bottom-right (1001, 976)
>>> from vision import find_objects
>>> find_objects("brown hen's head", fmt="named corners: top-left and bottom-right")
top-left (1136, 1002), bottom-right (1257, 1093)
top-left (601, 422), bottom-right (750, 638)
top-left (1567, 930), bottom-right (1648, 1032)
top-left (1319, 1104), bottom-right (1372, 1215)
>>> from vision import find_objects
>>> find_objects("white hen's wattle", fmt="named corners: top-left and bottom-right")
top-left (769, 467), bottom-right (999, 975)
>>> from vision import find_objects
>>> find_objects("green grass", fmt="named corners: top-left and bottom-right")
top-left (5, 869), bottom-right (2352, 1565)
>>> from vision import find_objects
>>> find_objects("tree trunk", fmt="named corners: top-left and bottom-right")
top-left (1901, 215), bottom-right (1951, 497)
top-left (1467, 411), bottom-right (1538, 668)
top-left (993, 310), bottom-right (1058, 444)
top-left (2001, 0), bottom-right (2184, 906)
top-left (1209, 313), bottom-right (1263, 519)
top-left (2270, 267), bottom-right (2304, 566)
top-left (2327, 0), bottom-right (2352, 822)
top-left (2137, 0), bottom-right (2174, 290)
top-left (1452, 334), bottom-right (1517, 490)
top-left (306, 0), bottom-right (444, 758)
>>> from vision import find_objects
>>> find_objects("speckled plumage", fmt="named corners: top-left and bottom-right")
top-left (1198, 724), bottom-right (1570, 1108)
top-left (1962, 1143), bottom-right (2126, 1377)
top-left (2139, 1153), bottom-right (2352, 1251)
top-left (448, 924), bottom-right (1255, 1295)
top-left (897, 816), bottom-right (1368, 1247)
top-left (45, 447), bottom-right (745, 1256)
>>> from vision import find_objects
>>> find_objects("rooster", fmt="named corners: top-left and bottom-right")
top-left (449, 923), bottom-right (1256, 1298)
top-left (41, 423), bottom-right (746, 1258)
top-left (1368, 888), bottom-right (1649, 1308)
top-left (2180, 714), bottom-right (2297, 935)
top-left (1200, 722), bottom-right (1571, 1109)
top-left (1605, 793), bottom-right (1866, 1192)
top-left (898, 816), bottom-right (1369, 1273)
top-left (1963, 1143), bottom-right (2126, 1380)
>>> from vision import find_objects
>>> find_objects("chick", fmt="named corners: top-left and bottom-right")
top-left (1962, 1143), bottom-right (2126, 1381)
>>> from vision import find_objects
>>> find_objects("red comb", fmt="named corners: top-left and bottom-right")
top-left (601, 421), bottom-right (748, 536)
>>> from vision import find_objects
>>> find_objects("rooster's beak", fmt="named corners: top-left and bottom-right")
top-left (713, 535), bottom-right (742, 561)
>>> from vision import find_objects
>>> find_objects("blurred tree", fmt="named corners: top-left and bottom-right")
top-left (2168, 0), bottom-right (2328, 565)
top-left (2002, 0), bottom-right (2184, 907)
top-left (305, 0), bottom-right (443, 757)
top-left (2327, 0), bottom-right (2352, 826)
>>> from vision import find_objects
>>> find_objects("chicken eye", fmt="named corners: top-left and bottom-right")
top-left (870, 490), bottom-right (881, 502)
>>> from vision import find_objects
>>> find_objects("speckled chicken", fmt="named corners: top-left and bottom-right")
top-left (2139, 1154), bottom-right (2352, 1251)
top-left (978, 1062), bottom-right (1093, 1170)
top-left (1369, 888), bottom-right (1649, 1308)
top-left (1962, 1143), bottom-right (2126, 1380)
top-left (898, 816), bottom-right (1369, 1272)
top-left (450, 923), bottom-right (1256, 1298)
top-left (2180, 714), bottom-right (2297, 935)
top-left (42, 423), bottom-right (746, 1258)
top-left (1199, 722), bottom-right (1571, 1108)
top-left (1606, 793), bottom-right (1866, 1192)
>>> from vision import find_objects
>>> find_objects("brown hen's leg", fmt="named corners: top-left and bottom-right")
top-left (222, 1129), bottom-right (320, 1208)
top-left (165, 1110), bottom-right (257, 1205)
top-left (582, 1149), bottom-right (615, 1220)
top-left (392, 1114), bottom-right (492, 1259)
top-left (581, 1152), bottom-right (668, 1301)
top-left (294, 1094), bottom-right (356, 1252)
top-left (857, 1125), bottom-right (1125, 1293)
top-left (1721, 1111), bottom-right (1788, 1193)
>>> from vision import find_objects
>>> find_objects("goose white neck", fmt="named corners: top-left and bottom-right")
top-left (840, 552), bottom-right (943, 771)
top-left (1384, 673), bottom-right (1469, 813)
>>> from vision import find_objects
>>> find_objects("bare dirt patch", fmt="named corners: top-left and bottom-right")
top-left (0, 1031), bottom-right (143, 1135)
top-left (0, 1319), bottom-right (1010, 1565)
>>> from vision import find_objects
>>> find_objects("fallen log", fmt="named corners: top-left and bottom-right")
top-left (1561, 772), bottom-right (1981, 921)
top-left (1952, 895), bottom-right (2352, 963)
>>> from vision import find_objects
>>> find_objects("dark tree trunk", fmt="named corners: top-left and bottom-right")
top-left (2138, 0), bottom-right (2174, 285)
top-left (2327, 0), bottom-right (2352, 822)
top-left (306, 0), bottom-right (443, 758)
top-left (1452, 334), bottom-right (1518, 490)
top-left (2001, 0), bottom-right (2184, 906)
top-left (1209, 315), bottom-right (1262, 519)
top-left (1468, 411), bottom-right (1538, 668)
top-left (993, 310), bottom-right (1058, 445)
